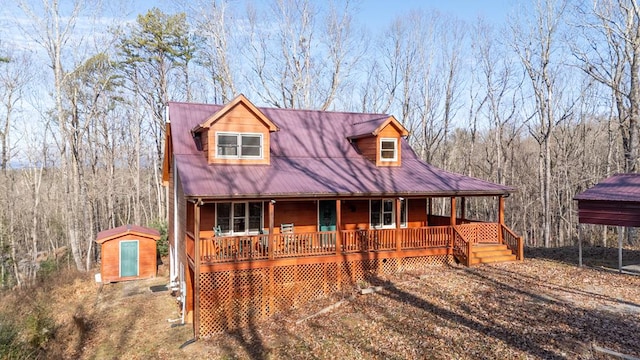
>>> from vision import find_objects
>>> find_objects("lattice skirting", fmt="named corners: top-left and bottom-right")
top-left (198, 254), bottom-right (452, 336)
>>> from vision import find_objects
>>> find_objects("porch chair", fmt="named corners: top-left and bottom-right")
top-left (280, 223), bottom-right (294, 252)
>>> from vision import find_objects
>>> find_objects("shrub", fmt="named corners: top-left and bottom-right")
top-left (150, 220), bottom-right (169, 257)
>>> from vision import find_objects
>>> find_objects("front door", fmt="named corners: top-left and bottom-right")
top-left (120, 240), bottom-right (139, 277)
top-left (318, 200), bottom-right (336, 231)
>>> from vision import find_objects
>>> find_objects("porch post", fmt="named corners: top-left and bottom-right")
top-left (335, 199), bottom-right (342, 255)
top-left (498, 196), bottom-right (505, 244)
top-left (460, 197), bottom-right (466, 222)
top-left (427, 198), bottom-right (432, 226)
top-left (450, 197), bottom-right (456, 226)
top-left (498, 196), bottom-right (505, 225)
top-left (268, 200), bottom-right (275, 260)
top-left (396, 198), bottom-right (402, 251)
top-left (193, 200), bottom-right (201, 339)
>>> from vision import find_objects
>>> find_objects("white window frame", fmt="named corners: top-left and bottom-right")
top-left (215, 132), bottom-right (264, 159)
top-left (216, 201), bottom-right (264, 235)
top-left (380, 138), bottom-right (398, 162)
top-left (369, 198), bottom-right (408, 229)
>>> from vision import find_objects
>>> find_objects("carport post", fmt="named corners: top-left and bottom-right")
top-left (618, 226), bottom-right (623, 273)
top-left (578, 224), bottom-right (582, 268)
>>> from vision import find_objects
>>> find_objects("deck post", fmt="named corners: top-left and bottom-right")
top-left (450, 197), bottom-right (456, 226)
top-left (427, 198), bottom-right (432, 226)
top-left (268, 200), bottom-right (275, 260)
top-left (460, 197), bottom-right (466, 222)
top-left (193, 200), bottom-right (201, 339)
top-left (396, 198), bottom-right (402, 251)
top-left (498, 196), bottom-right (505, 244)
top-left (335, 199), bottom-right (342, 255)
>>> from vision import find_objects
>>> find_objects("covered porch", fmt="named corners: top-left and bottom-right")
top-left (185, 196), bottom-right (524, 269)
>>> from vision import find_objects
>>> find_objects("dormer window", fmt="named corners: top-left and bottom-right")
top-left (380, 138), bottom-right (397, 162)
top-left (216, 132), bottom-right (263, 159)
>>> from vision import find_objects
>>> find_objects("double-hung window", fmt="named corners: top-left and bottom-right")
top-left (216, 132), bottom-right (263, 159)
top-left (216, 202), bottom-right (263, 235)
top-left (370, 199), bottom-right (407, 229)
top-left (380, 138), bottom-right (398, 162)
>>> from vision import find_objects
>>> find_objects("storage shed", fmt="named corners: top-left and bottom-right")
top-left (96, 224), bottom-right (160, 283)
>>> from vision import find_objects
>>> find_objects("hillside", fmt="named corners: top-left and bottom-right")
top-left (2, 248), bottom-right (640, 359)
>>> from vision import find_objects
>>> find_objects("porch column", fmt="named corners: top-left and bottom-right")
top-left (193, 200), bottom-right (201, 339)
top-left (498, 196), bottom-right (505, 244)
top-left (335, 199), bottom-right (342, 255)
top-left (578, 223), bottom-right (582, 268)
top-left (427, 198), bottom-right (432, 226)
top-left (498, 196), bottom-right (505, 225)
top-left (460, 197), bottom-right (466, 222)
top-left (618, 226), bottom-right (623, 273)
top-left (396, 198), bottom-right (402, 251)
top-left (268, 200), bottom-right (275, 260)
top-left (450, 197), bottom-right (456, 226)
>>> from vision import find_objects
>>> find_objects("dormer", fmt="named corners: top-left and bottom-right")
top-left (348, 116), bottom-right (409, 167)
top-left (191, 95), bottom-right (279, 165)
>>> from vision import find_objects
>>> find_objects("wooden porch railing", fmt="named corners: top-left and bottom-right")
top-left (190, 222), bottom-right (520, 265)
top-left (400, 226), bottom-right (451, 248)
top-left (341, 229), bottom-right (396, 253)
top-left (452, 226), bottom-right (472, 266)
top-left (501, 224), bottom-right (524, 261)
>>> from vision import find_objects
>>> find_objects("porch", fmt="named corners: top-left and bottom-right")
top-left (185, 219), bottom-right (524, 268)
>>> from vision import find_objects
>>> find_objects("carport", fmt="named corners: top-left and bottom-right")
top-left (574, 173), bottom-right (640, 271)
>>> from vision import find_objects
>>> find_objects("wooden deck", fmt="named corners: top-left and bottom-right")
top-left (186, 223), bottom-right (524, 269)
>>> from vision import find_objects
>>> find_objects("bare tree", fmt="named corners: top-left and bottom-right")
top-left (511, 0), bottom-right (571, 248)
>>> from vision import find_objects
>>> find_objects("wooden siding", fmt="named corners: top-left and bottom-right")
top-left (407, 198), bottom-right (427, 227)
top-left (355, 136), bottom-right (377, 164)
top-left (207, 102), bottom-right (271, 165)
top-left (100, 235), bottom-right (157, 283)
top-left (578, 199), bottom-right (640, 227)
top-left (354, 123), bottom-right (403, 167)
top-left (341, 200), bottom-right (370, 230)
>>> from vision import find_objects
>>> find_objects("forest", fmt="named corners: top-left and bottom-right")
top-left (0, 0), bottom-right (638, 287)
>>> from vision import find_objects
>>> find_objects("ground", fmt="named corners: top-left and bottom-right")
top-left (3, 246), bottom-right (640, 359)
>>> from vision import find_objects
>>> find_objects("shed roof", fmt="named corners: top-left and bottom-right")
top-left (96, 224), bottom-right (161, 244)
top-left (167, 101), bottom-right (514, 199)
top-left (574, 173), bottom-right (640, 203)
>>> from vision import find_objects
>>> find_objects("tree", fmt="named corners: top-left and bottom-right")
top-left (118, 7), bottom-right (195, 221)
top-left (511, 0), bottom-right (572, 247)
top-left (573, 0), bottom-right (640, 173)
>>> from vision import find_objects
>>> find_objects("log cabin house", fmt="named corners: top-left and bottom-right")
top-left (162, 94), bottom-right (523, 338)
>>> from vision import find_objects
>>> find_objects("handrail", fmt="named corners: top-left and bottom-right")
top-left (452, 226), bottom-right (471, 266)
top-left (194, 224), bottom-right (520, 265)
top-left (501, 224), bottom-right (524, 261)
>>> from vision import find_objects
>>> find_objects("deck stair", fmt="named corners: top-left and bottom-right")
top-left (469, 243), bottom-right (517, 265)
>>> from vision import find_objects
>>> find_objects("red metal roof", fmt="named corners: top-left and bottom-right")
top-left (168, 101), bottom-right (514, 199)
top-left (574, 173), bottom-right (640, 227)
top-left (96, 224), bottom-right (160, 243)
top-left (574, 173), bottom-right (640, 202)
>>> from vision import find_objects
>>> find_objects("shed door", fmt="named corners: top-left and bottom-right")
top-left (120, 240), bottom-right (139, 277)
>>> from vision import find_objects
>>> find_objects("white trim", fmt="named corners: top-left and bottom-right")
top-left (380, 138), bottom-right (398, 162)
top-left (215, 201), bottom-right (264, 236)
top-left (370, 199), bottom-right (395, 229)
top-left (215, 131), bottom-right (264, 159)
top-left (119, 239), bottom-right (139, 278)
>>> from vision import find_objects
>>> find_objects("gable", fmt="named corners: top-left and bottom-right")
top-left (193, 95), bottom-right (278, 165)
top-left (354, 120), bottom-right (405, 167)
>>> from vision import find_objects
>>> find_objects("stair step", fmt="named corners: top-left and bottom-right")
top-left (468, 243), bottom-right (517, 265)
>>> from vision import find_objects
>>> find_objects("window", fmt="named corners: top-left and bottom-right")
top-left (216, 132), bottom-right (263, 159)
top-left (370, 199), bottom-right (407, 229)
top-left (380, 138), bottom-right (398, 162)
top-left (216, 202), bottom-right (263, 235)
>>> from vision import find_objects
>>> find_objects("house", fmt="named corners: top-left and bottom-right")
top-left (162, 95), bottom-right (523, 338)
